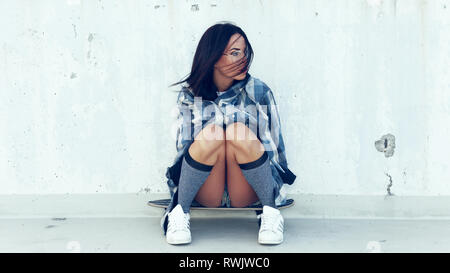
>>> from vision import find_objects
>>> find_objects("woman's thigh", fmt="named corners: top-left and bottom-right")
top-left (225, 123), bottom-right (262, 208)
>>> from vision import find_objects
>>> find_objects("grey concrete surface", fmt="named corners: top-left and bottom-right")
top-left (1, 216), bottom-right (450, 253)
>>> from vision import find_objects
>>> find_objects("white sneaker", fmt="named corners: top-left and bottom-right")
top-left (257, 205), bottom-right (284, 245)
top-left (166, 204), bottom-right (191, 245)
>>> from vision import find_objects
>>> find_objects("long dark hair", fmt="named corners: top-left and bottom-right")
top-left (169, 21), bottom-right (254, 101)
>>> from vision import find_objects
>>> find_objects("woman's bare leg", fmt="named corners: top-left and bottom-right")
top-left (188, 123), bottom-right (226, 208)
top-left (225, 122), bottom-right (265, 208)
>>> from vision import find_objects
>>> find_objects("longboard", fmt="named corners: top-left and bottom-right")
top-left (148, 198), bottom-right (294, 211)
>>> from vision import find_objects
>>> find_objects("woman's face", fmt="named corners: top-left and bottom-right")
top-left (214, 33), bottom-right (248, 81)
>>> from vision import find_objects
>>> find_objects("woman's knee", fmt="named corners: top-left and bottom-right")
top-left (225, 122), bottom-right (263, 153)
top-left (192, 123), bottom-right (225, 151)
top-left (189, 123), bottom-right (226, 165)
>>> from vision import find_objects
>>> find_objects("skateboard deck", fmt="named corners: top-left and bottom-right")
top-left (148, 198), bottom-right (294, 210)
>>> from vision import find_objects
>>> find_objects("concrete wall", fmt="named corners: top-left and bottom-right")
top-left (1, 0), bottom-right (449, 196)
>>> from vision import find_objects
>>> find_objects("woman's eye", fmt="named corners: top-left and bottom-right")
top-left (231, 51), bottom-right (240, 56)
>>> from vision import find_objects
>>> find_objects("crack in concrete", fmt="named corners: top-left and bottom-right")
top-left (72, 24), bottom-right (77, 38)
top-left (385, 173), bottom-right (394, 196)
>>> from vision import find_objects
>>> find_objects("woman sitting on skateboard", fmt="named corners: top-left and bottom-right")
top-left (162, 21), bottom-right (297, 245)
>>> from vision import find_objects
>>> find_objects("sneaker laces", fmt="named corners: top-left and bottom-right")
top-left (168, 212), bottom-right (190, 231)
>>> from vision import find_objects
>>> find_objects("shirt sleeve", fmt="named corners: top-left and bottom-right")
top-left (260, 87), bottom-right (297, 185)
top-left (175, 89), bottom-right (224, 152)
top-left (175, 90), bottom-right (193, 153)
top-left (261, 88), bottom-right (288, 166)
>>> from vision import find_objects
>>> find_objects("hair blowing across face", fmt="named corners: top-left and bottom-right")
top-left (170, 22), bottom-right (254, 101)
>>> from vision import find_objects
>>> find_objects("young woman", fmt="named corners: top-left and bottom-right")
top-left (161, 22), bottom-right (297, 245)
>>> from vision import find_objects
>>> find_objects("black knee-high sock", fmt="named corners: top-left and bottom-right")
top-left (238, 151), bottom-right (276, 208)
top-left (177, 151), bottom-right (214, 213)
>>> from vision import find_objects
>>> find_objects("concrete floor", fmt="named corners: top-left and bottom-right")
top-left (2, 216), bottom-right (450, 253)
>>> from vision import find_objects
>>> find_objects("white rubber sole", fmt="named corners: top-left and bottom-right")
top-left (258, 237), bottom-right (283, 245)
top-left (166, 236), bottom-right (192, 245)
